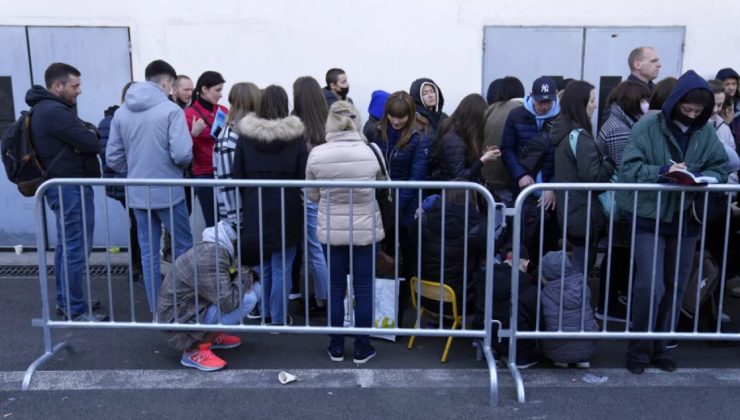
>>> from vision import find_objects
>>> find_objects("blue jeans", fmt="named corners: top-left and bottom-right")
top-left (45, 186), bottom-right (95, 316)
top-left (306, 202), bottom-right (328, 300)
top-left (194, 175), bottom-right (216, 228)
top-left (202, 282), bottom-right (263, 325)
top-left (627, 232), bottom-right (698, 364)
top-left (253, 246), bottom-right (297, 324)
top-left (323, 244), bottom-right (373, 345)
top-left (134, 201), bottom-right (193, 313)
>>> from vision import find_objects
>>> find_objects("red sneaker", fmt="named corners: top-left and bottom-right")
top-left (211, 333), bottom-right (242, 349)
top-left (180, 343), bottom-right (227, 371)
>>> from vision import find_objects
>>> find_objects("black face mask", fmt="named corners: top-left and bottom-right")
top-left (674, 111), bottom-right (696, 127)
top-left (338, 87), bottom-right (350, 98)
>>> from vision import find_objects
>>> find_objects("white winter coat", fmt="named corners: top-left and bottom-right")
top-left (305, 131), bottom-right (385, 245)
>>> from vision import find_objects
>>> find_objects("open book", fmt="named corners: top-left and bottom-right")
top-left (659, 168), bottom-right (718, 185)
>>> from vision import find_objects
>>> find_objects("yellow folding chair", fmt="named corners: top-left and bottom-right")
top-left (407, 277), bottom-right (462, 363)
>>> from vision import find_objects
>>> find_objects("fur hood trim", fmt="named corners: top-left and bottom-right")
top-left (239, 114), bottom-right (305, 142)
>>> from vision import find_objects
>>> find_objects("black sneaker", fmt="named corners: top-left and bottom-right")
top-left (353, 341), bottom-right (376, 364)
top-left (70, 312), bottom-right (109, 322)
top-left (652, 358), bottom-right (676, 372)
top-left (327, 338), bottom-right (344, 362)
top-left (56, 299), bottom-right (101, 316)
top-left (270, 315), bottom-right (293, 334)
top-left (626, 360), bottom-right (647, 374)
top-left (515, 354), bottom-right (540, 369)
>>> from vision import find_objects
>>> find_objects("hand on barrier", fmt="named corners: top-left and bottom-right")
top-left (539, 190), bottom-right (556, 211)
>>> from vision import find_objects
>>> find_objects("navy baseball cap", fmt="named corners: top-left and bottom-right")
top-left (716, 68), bottom-right (740, 82)
top-left (531, 76), bottom-right (557, 101)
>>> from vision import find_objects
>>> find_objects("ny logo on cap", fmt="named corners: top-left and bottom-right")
top-left (541, 84), bottom-right (550, 93)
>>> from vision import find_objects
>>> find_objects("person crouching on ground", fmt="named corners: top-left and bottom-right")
top-left (157, 221), bottom-right (262, 371)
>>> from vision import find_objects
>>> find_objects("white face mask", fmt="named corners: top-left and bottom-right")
top-left (640, 101), bottom-right (650, 115)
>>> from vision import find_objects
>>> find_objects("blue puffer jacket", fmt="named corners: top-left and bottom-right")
top-left (369, 123), bottom-right (431, 227)
top-left (501, 97), bottom-right (560, 191)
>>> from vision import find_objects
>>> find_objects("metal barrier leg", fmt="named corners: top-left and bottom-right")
top-left (482, 342), bottom-right (499, 407)
top-left (507, 362), bottom-right (526, 403)
top-left (22, 324), bottom-right (72, 391)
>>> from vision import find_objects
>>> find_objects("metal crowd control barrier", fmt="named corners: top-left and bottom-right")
top-left (505, 182), bottom-right (740, 403)
top-left (24, 178), bottom-right (502, 406)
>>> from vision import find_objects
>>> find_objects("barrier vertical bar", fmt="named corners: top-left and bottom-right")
top-left (103, 188), bottom-right (114, 322)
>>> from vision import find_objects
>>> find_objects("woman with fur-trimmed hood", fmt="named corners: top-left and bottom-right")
top-left (232, 85), bottom-right (308, 326)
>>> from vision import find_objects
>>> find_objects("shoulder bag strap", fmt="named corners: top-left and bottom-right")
top-left (191, 104), bottom-right (214, 129)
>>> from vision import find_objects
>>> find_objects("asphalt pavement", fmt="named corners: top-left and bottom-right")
top-left (3, 250), bottom-right (740, 419)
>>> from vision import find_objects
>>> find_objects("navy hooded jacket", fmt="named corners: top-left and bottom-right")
top-left (369, 122), bottom-right (431, 227)
top-left (25, 85), bottom-right (100, 178)
top-left (500, 96), bottom-right (560, 192)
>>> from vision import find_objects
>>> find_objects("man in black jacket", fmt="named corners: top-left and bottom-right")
top-left (627, 46), bottom-right (661, 92)
top-left (27, 62), bottom-right (106, 321)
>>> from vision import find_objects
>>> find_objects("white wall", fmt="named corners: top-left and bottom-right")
top-left (2, 0), bottom-right (738, 119)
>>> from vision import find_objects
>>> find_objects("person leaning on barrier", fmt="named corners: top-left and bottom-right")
top-left (305, 100), bottom-right (385, 364)
top-left (616, 70), bottom-right (728, 375)
top-left (157, 221), bottom-right (262, 372)
top-left (28, 63), bottom-right (104, 322)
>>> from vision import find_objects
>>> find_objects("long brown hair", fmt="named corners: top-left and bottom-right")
top-left (293, 76), bottom-right (329, 145)
top-left (378, 91), bottom-right (416, 150)
top-left (226, 82), bottom-right (261, 126)
top-left (436, 94), bottom-right (487, 164)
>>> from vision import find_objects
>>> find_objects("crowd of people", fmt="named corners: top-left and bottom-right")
top-left (21, 45), bottom-right (740, 373)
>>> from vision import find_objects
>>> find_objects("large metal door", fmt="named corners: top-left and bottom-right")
top-left (482, 27), bottom-right (584, 99)
top-left (26, 26), bottom-right (133, 248)
top-left (582, 27), bottom-right (685, 131)
top-left (0, 26), bottom-right (132, 248)
top-left (0, 26), bottom-right (36, 246)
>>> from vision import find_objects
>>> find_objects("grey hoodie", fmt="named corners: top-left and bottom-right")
top-left (106, 81), bottom-right (192, 209)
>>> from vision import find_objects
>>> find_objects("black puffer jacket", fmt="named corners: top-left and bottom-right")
top-left (98, 105), bottom-right (125, 201)
top-left (551, 116), bottom-right (615, 239)
top-left (435, 129), bottom-right (483, 181)
top-left (25, 85), bottom-right (100, 178)
top-left (233, 114), bottom-right (308, 265)
top-left (414, 195), bottom-right (481, 299)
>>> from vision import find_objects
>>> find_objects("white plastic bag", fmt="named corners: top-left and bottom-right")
top-left (342, 276), bottom-right (400, 342)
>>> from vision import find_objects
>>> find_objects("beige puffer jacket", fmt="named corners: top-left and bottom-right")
top-left (306, 131), bottom-right (385, 246)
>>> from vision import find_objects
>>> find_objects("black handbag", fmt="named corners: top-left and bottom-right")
top-left (366, 143), bottom-right (396, 236)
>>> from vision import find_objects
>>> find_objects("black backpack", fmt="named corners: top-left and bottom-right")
top-left (1, 109), bottom-right (62, 197)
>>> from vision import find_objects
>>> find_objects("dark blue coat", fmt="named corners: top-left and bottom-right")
top-left (369, 123), bottom-right (431, 227)
top-left (25, 85), bottom-right (100, 178)
top-left (500, 105), bottom-right (558, 191)
top-left (98, 106), bottom-right (126, 201)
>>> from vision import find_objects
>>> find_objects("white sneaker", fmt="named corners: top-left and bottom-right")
top-left (552, 361), bottom-right (569, 369)
top-left (575, 361), bottom-right (591, 369)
